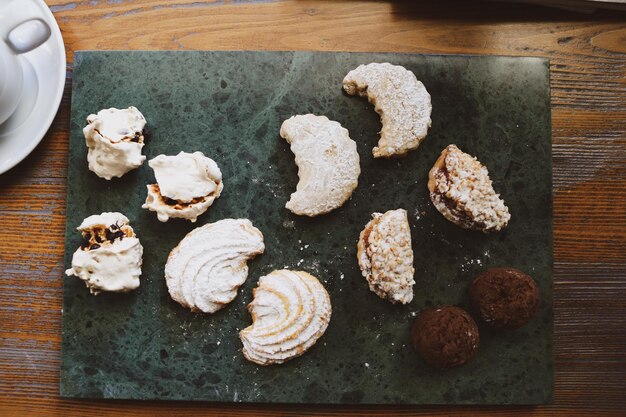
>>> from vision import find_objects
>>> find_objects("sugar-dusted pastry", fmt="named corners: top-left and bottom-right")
top-left (142, 151), bottom-right (223, 223)
top-left (357, 208), bottom-right (415, 304)
top-left (343, 63), bottom-right (432, 158)
top-left (280, 114), bottom-right (360, 217)
top-left (240, 269), bottom-right (331, 365)
top-left (65, 212), bottom-right (143, 295)
top-left (428, 144), bottom-right (510, 232)
top-left (165, 219), bottom-right (264, 313)
top-left (83, 107), bottom-right (148, 179)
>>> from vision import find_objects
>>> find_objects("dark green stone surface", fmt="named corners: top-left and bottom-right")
top-left (62, 51), bottom-right (553, 404)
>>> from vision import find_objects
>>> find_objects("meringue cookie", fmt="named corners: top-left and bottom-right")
top-left (280, 114), bottom-right (360, 217)
top-left (83, 107), bottom-right (147, 179)
top-left (357, 208), bottom-right (415, 304)
top-left (343, 63), bottom-right (432, 158)
top-left (240, 269), bottom-right (332, 366)
top-left (142, 151), bottom-right (223, 223)
top-left (65, 212), bottom-right (143, 295)
top-left (165, 219), bottom-right (265, 313)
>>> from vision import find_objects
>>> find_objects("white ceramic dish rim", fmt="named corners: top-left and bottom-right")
top-left (0, 0), bottom-right (66, 175)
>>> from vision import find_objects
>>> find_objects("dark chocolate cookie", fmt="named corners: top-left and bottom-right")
top-left (469, 267), bottom-right (540, 330)
top-left (410, 305), bottom-right (479, 368)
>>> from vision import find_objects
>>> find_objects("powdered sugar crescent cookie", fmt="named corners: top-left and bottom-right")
top-left (83, 107), bottom-right (148, 179)
top-left (343, 63), bottom-right (432, 158)
top-left (240, 269), bottom-right (332, 365)
top-left (357, 209), bottom-right (415, 304)
top-left (65, 212), bottom-right (143, 295)
top-left (165, 219), bottom-right (264, 313)
top-left (142, 151), bottom-right (223, 223)
top-left (428, 144), bottom-right (510, 232)
top-left (280, 114), bottom-right (360, 217)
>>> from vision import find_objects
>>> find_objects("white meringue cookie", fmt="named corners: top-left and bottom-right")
top-left (65, 212), bottom-right (143, 295)
top-left (142, 151), bottom-right (223, 223)
top-left (83, 107), bottom-right (147, 180)
top-left (149, 151), bottom-right (222, 202)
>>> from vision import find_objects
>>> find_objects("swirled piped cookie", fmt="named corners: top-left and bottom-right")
top-left (142, 151), bottom-right (223, 223)
top-left (165, 219), bottom-right (264, 313)
top-left (280, 114), bottom-right (360, 217)
top-left (428, 144), bottom-right (510, 232)
top-left (83, 107), bottom-right (148, 179)
top-left (240, 269), bottom-right (332, 365)
top-left (357, 208), bottom-right (415, 304)
top-left (343, 63), bottom-right (432, 158)
top-left (65, 212), bottom-right (143, 295)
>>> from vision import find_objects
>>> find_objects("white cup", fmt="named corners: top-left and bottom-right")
top-left (0, 0), bottom-right (52, 125)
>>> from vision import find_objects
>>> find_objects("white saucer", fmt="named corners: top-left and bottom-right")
top-left (0, 0), bottom-right (66, 175)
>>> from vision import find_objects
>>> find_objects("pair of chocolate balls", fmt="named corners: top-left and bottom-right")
top-left (410, 267), bottom-right (540, 368)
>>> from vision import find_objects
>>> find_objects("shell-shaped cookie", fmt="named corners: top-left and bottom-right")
top-left (240, 269), bottom-right (332, 365)
top-left (357, 209), bottom-right (415, 304)
top-left (428, 144), bottom-right (510, 232)
top-left (65, 212), bottom-right (143, 295)
top-left (83, 107), bottom-right (147, 180)
top-left (280, 114), bottom-right (360, 217)
top-left (165, 219), bottom-right (264, 313)
top-left (343, 63), bottom-right (432, 158)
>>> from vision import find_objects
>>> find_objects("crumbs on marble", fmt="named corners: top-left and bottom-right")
top-left (459, 255), bottom-right (483, 272)
top-left (414, 207), bottom-right (426, 221)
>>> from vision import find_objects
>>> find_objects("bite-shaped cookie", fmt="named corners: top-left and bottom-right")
top-left (142, 151), bottom-right (223, 223)
top-left (469, 267), bottom-right (540, 330)
top-left (357, 208), bottom-right (415, 304)
top-left (165, 219), bottom-right (264, 313)
top-left (280, 114), bottom-right (360, 216)
top-left (83, 107), bottom-right (148, 179)
top-left (411, 305), bottom-right (480, 368)
top-left (343, 63), bottom-right (432, 158)
top-left (428, 144), bottom-right (510, 232)
top-left (65, 212), bottom-right (143, 295)
top-left (240, 269), bottom-right (331, 365)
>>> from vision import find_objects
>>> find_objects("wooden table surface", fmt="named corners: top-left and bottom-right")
top-left (1, 0), bottom-right (625, 415)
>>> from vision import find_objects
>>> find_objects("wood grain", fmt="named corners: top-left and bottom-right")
top-left (1, 0), bottom-right (625, 415)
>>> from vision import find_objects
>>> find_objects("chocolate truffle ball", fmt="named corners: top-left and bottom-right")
top-left (410, 305), bottom-right (479, 368)
top-left (469, 267), bottom-right (540, 330)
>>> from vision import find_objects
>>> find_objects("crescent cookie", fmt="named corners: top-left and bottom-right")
top-left (240, 269), bottom-right (332, 366)
top-left (357, 209), bottom-right (415, 304)
top-left (83, 107), bottom-right (148, 179)
top-left (165, 219), bottom-right (265, 313)
top-left (428, 144), bottom-right (510, 232)
top-left (142, 151), bottom-right (223, 223)
top-left (280, 114), bottom-right (360, 217)
top-left (65, 212), bottom-right (143, 295)
top-left (343, 63), bottom-right (432, 158)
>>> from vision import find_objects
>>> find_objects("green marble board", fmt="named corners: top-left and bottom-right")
top-left (62, 51), bottom-right (553, 404)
